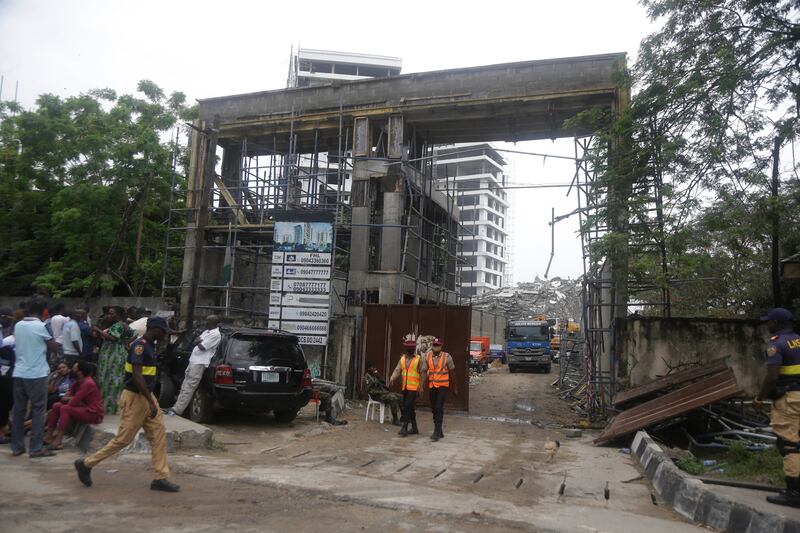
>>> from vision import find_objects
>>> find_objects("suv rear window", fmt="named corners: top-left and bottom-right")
top-left (226, 335), bottom-right (305, 366)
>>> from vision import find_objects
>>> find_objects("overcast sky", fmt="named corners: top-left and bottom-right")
top-left (0, 0), bottom-right (655, 282)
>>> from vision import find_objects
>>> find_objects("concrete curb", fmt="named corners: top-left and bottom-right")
top-left (632, 430), bottom-right (800, 533)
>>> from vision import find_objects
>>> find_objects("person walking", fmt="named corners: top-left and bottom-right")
top-left (94, 306), bottom-right (136, 414)
top-left (44, 360), bottom-right (104, 450)
top-left (75, 317), bottom-right (179, 492)
top-left (165, 315), bottom-right (221, 417)
top-left (364, 363), bottom-right (402, 426)
top-left (425, 338), bottom-right (457, 442)
top-left (756, 308), bottom-right (800, 508)
top-left (11, 299), bottom-right (60, 458)
top-left (388, 339), bottom-right (426, 437)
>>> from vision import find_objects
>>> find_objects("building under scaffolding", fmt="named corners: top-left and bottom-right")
top-left (164, 53), bottom-right (630, 384)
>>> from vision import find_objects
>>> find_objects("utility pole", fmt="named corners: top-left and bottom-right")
top-left (771, 135), bottom-right (783, 308)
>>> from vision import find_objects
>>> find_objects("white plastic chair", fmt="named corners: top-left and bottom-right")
top-left (365, 394), bottom-right (385, 424)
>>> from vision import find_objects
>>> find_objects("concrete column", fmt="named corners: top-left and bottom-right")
top-left (380, 191), bottom-right (404, 271)
top-left (350, 205), bottom-right (370, 272)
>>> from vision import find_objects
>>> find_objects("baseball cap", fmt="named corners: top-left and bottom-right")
top-left (147, 316), bottom-right (171, 333)
top-left (432, 338), bottom-right (443, 346)
top-left (760, 308), bottom-right (794, 322)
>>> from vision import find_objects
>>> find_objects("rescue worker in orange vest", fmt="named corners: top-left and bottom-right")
top-left (425, 338), bottom-right (457, 442)
top-left (388, 339), bottom-right (427, 437)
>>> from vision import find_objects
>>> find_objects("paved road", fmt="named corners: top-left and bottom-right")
top-left (0, 367), bottom-right (703, 532)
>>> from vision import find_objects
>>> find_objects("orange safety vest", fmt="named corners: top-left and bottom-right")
top-left (427, 351), bottom-right (450, 389)
top-left (401, 355), bottom-right (421, 391)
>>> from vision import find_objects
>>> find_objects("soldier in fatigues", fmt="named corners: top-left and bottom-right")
top-left (364, 363), bottom-right (402, 426)
top-left (389, 340), bottom-right (427, 437)
top-left (315, 381), bottom-right (347, 426)
top-left (756, 308), bottom-right (800, 508)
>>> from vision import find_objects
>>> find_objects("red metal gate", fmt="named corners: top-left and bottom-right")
top-left (357, 304), bottom-right (471, 411)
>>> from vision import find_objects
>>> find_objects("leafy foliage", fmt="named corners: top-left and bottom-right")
top-left (0, 81), bottom-right (196, 297)
top-left (573, 0), bottom-right (800, 316)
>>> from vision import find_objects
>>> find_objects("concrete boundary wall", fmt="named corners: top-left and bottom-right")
top-left (0, 296), bottom-right (172, 315)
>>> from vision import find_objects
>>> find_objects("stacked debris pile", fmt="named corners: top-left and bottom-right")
top-left (555, 339), bottom-right (592, 415)
top-left (594, 358), bottom-right (770, 451)
top-left (472, 276), bottom-right (581, 320)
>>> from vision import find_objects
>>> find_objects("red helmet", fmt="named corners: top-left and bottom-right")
top-left (432, 338), bottom-right (443, 346)
top-left (403, 339), bottom-right (417, 348)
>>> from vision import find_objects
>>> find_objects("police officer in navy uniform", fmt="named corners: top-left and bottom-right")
top-left (755, 308), bottom-right (800, 508)
top-left (75, 317), bottom-right (179, 492)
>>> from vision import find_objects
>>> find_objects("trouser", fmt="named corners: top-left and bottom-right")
top-left (172, 363), bottom-right (206, 415)
top-left (84, 389), bottom-right (169, 480)
top-left (429, 386), bottom-right (448, 428)
top-left (11, 377), bottom-right (47, 454)
top-left (771, 391), bottom-right (800, 477)
top-left (0, 374), bottom-right (14, 428)
top-left (47, 402), bottom-right (102, 432)
top-left (402, 390), bottom-right (417, 425)
top-left (372, 392), bottom-right (401, 419)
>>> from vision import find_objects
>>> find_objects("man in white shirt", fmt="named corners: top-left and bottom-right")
top-left (49, 304), bottom-right (68, 346)
top-left (166, 316), bottom-right (221, 417)
top-left (61, 310), bottom-right (83, 363)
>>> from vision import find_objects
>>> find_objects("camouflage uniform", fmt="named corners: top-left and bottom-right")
top-left (364, 372), bottom-right (401, 424)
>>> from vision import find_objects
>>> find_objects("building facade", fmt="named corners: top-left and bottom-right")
top-left (288, 48), bottom-right (402, 88)
top-left (435, 144), bottom-right (511, 298)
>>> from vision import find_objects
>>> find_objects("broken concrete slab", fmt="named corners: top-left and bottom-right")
top-left (76, 414), bottom-right (213, 453)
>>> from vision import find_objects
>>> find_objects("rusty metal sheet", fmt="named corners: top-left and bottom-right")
top-left (595, 368), bottom-right (742, 444)
top-left (357, 304), bottom-right (471, 411)
top-left (613, 358), bottom-right (730, 408)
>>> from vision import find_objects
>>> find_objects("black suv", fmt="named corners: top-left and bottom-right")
top-left (157, 327), bottom-right (313, 423)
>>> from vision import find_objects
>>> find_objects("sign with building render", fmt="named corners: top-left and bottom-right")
top-left (268, 213), bottom-right (334, 347)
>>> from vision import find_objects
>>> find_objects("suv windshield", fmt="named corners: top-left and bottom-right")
top-left (226, 335), bottom-right (305, 366)
top-left (508, 325), bottom-right (549, 342)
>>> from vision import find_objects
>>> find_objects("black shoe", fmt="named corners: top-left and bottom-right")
top-left (74, 459), bottom-right (92, 487)
top-left (407, 425), bottom-right (419, 435)
top-left (151, 479), bottom-right (180, 492)
top-left (398, 423), bottom-right (408, 437)
top-left (767, 492), bottom-right (800, 508)
top-left (430, 431), bottom-right (440, 442)
top-left (438, 428), bottom-right (444, 439)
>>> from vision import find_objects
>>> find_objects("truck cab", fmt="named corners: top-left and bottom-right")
top-left (505, 320), bottom-right (552, 373)
top-left (469, 336), bottom-right (491, 372)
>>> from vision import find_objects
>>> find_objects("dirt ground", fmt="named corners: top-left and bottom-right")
top-left (0, 364), bottom-right (701, 532)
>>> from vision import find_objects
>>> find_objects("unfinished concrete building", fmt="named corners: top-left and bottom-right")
top-left (165, 53), bottom-right (630, 385)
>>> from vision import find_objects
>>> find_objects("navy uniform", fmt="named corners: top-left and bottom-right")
top-left (760, 308), bottom-right (800, 507)
top-left (77, 317), bottom-right (177, 491)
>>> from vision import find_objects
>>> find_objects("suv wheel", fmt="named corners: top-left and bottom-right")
top-left (157, 376), bottom-right (176, 408)
top-left (189, 388), bottom-right (214, 424)
top-left (273, 409), bottom-right (298, 423)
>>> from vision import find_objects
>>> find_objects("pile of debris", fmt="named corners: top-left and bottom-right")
top-left (472, 276), bottom-right (582, 320)
top-left (594, 358), bottom-right (771, 450)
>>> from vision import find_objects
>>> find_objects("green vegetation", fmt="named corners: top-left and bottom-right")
top-left (0, 81), bottom-right (196, 297)
top-left (675, 442), bottom-right (785, 486)
top-left (570, 0), bottom-right (800, 316)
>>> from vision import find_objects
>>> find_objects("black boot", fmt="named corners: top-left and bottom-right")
top-left (398, 422), bottom-right (408, 437)
top-left (767, 477), bottom-right (800, 508)
top-left (430, 424), bottom-right (440, 441)
top-left (408, 420), bottom-right (419, 435)
top-left (437, 425), bottom-right (444, 439)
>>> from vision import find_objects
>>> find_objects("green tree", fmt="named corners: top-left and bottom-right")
top-left (0, 81), bottom-right (196, 297)
top-left (572, 0), bottom-right (799, 317)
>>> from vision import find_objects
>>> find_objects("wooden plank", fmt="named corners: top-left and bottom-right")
top-left (613, 358), bottom-right (730, 407)
top-left (213, 174), bottom-right (248, 226)
top-left (595, 369), bottom-right (742, 444)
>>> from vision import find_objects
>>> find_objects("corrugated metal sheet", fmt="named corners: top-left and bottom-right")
top-left (613, 358), bottom-right (730, 407)
top-left (357, 304), bottom-right (471, 411)
top-left (595, 368), bottom-right (742, 444)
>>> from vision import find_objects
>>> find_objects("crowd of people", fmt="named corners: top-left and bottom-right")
top-left (0, 296), bottom-right (160, 449)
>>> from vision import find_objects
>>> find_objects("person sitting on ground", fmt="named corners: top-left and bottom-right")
top-left (165, 315), bottom-right (221, 417)
top-left (315, 381), bottom-right (347, 426)
top-left (44, 360), bottom-right (104, 450)
top-left (47, 360), bottom-right (74, 409)
top-left (364, 363), bottom-right (402, 426)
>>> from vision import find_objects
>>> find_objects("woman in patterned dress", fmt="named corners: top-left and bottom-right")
top-left (94, 306), bottom-right (135, 415)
